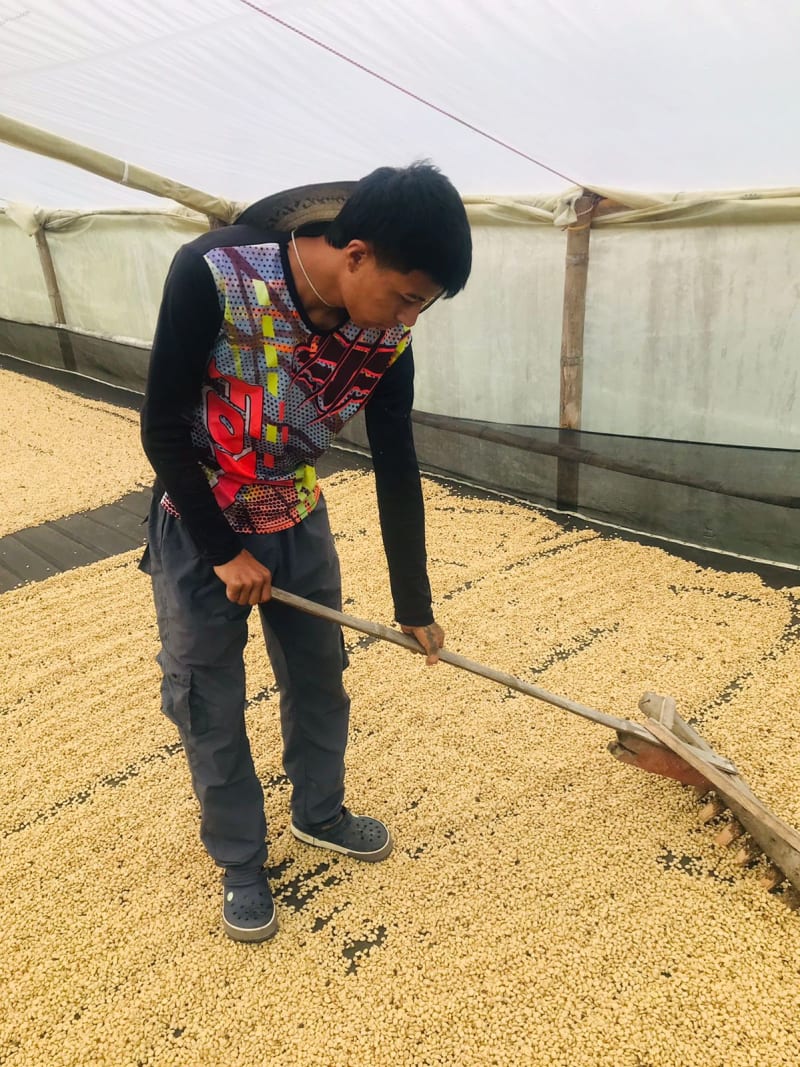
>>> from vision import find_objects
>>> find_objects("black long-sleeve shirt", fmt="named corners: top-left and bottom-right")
top-left (140, 225), bottom-right (432, 626)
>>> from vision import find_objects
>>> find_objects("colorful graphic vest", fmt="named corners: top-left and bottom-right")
top-left (162, 241), bottom-right (410, 533)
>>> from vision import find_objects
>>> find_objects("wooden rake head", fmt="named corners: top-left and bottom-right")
top-left (610, 692), bottom-right (800, 904)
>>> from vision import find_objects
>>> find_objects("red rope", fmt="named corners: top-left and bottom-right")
top-left (238, 0), bottom-right (582, 187)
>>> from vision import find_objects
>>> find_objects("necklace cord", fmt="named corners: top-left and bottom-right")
top-left (290, 229), bottom-right (336, 309)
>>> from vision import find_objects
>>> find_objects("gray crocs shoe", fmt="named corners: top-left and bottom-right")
top-left (221, 868), bottom-right (278, 943)
top-left (291, 806), bottom-right (393, 862)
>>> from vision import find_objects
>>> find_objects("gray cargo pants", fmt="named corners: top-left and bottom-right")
top-left (140, 493), bottom-right (349, 878)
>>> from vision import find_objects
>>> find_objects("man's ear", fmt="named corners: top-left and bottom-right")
top-left (343, 239), bottom-right (371, 273)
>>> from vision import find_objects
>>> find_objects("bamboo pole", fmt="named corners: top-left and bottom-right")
top-left (557, 192), bottom-right (597, 509)
top-left (33, 229), bottom-right (76, 371)
top-left (0, 113), bottom-right (237, 222)
top-left (34, 230), bottom-right (66, 323)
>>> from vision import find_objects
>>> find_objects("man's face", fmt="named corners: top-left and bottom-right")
top-left (339, 242), bottom-right (443, 331)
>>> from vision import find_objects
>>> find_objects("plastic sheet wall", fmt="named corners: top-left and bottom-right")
top-left (411, 220), bottom-right (566, 429)
top-left (0, 209), bottom-right (204, 342)
top-left (44, 213), bottom-right (205, 340)
top-left (1, 197), bottom-right (798, 453)
top-left (0, 215), bottom-right (52, 323)
top-left (408, 202), bottom-right (800, 451)
top-left (1, 196), bottom-right (797, 566)
top-left (582, 223), bottom-right (800, 448)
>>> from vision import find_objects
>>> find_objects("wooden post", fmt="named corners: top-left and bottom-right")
top-left (34, 228), bottom-right (77, 372)
top-left (557, 192), bottom-right (597, 509)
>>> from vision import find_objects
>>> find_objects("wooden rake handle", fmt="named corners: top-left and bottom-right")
top-left (270, 586), bottom-right (659, 746)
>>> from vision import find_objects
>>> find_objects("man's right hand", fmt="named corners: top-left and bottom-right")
top-left (213, 549), bottom-right (273, 605)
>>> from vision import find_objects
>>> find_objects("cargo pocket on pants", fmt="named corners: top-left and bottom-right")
top-left (160, 669), bottom-right (209, 736)
top-left (138, 543), bottom-right (151, 575)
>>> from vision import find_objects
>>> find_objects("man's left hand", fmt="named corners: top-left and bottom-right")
top-left (401, 620), bottom-right (445, 666)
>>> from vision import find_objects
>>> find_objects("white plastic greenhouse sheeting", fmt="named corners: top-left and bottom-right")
top-left (324, 214), bottom-right (800, 450)
top-left (2, 0), bottom-right (800, 208)
top-left (578, 225), bottom-right (800, 446)
top-left (0, 209), bottom-right (204, 339)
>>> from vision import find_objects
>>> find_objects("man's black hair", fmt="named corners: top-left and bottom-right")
top-left (326, 162), bottom-right (472, 298)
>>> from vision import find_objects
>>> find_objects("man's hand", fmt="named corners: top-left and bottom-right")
top-left (213, 549), bottom-right (273, 606)
top-left (400, 620), bottom-right (445, 666)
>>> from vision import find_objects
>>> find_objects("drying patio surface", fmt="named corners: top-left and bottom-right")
top-left (0, 367), bottom-right (152, 538)
top-left (2, 376), bottom-right (800, 1067)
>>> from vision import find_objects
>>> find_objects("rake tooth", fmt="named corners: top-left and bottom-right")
top-left (699, 796), bottom-right (727, 824)
top-left (759, 864), bottom-right (786, 892)
top-left (715, 818), bottom-right (745, 847)
top-left (693, 785), bottom-right (711, 801)
top-left (732, 840), bottom-right (761, 867)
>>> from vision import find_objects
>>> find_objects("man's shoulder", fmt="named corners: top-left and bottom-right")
top-left (181, 224), bottom-right (287, 258)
